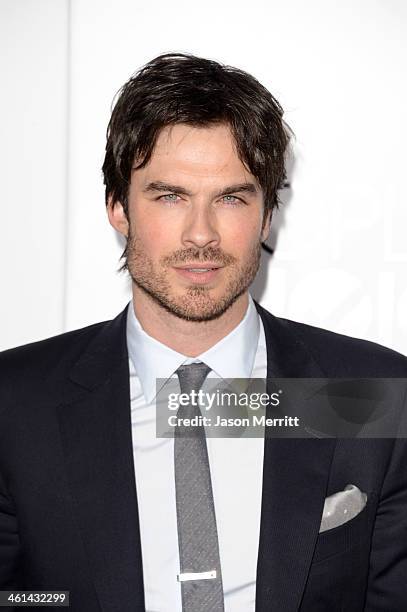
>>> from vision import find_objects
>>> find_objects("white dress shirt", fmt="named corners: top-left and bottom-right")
top-left (126, 295), bottom-right (267, 612)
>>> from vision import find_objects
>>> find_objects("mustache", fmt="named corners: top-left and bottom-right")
top-left (162, 247), bottom-right (237, 266)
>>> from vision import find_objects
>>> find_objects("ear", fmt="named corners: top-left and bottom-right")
top-left (107, 196), bottom-right (129, 237)
top-left (260, 209), bottom-right (272, 243)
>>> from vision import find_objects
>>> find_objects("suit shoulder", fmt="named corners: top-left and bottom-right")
top-left (275, 314), bottom-right (407, 377)
top-left (0, 320), bottom-right (109, 385)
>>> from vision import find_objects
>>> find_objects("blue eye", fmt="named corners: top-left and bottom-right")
top-left (222, 195), bottom-right (240, 204)
top-left (160, 193), bottom-right (179, 202)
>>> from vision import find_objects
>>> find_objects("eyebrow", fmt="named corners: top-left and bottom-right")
top-left (142, 181), bottom-right (258, 199)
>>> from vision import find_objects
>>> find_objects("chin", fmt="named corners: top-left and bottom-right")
top-left (134, 272), bottom-right (249, 322)
top-left (163, 289), bottom-right (245, 322)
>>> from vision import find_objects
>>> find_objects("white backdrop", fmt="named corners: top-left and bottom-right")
top-left (1, 0), bottom-right (407, 353)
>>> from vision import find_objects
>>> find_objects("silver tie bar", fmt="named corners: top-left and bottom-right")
top-left (177, 570), bottom-right (217, 582)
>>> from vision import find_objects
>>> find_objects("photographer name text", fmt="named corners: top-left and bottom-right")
top-left (168, 414), bottom-right (300, 428)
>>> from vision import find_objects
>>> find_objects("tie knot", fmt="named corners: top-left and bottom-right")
top-left (176, 362), bottom-right (211, 395)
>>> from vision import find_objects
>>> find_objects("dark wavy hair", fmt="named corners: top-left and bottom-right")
top-left (102, 53), bottom-right (291, 220)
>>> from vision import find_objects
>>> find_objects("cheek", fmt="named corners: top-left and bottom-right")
top-left (220, 216), bottom-right (262, 252)
top-left (131, 209), bottom-right (178, 254)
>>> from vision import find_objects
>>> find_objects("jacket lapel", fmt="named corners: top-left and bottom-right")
top-left (57, 307), bottom-right (145, 612)
top-left (255, 302), bottom-right (337, 612)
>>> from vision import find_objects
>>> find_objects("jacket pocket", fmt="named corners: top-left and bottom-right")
top-left (312, 496), bottom-right (372, 564)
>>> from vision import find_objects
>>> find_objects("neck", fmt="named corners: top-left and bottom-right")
top-left (132, 287), bottom-right (249, 357)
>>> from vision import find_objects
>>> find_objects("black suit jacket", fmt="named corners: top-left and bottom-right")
top-left (1, 302), bottom-right (407, 611)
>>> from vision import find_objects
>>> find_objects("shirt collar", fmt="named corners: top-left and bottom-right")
top-left (126, 295), bottom-right (260, 404)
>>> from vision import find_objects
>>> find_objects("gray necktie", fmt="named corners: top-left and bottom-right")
top-left (174, 362), bottom-right (224, 612)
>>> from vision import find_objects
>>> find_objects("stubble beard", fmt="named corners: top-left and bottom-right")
top-left (123, 229), bottom-right (262, 322)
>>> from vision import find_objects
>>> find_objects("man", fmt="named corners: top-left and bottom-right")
top-left (0, 53), bottom-right (406, 612)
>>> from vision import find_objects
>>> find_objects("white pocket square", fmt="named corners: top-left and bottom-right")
top-left (319, 484), bottom-right (367, 533)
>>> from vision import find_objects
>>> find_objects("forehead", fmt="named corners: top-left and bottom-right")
top-left (135, 123), bottom-right (254, 184)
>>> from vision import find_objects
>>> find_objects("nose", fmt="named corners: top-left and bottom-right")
top-left (180, 203), bottom-right (221, 250)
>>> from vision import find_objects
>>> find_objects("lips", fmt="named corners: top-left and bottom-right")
top-left (173, 265), bottom-right (223, 284)
top-left (174, 264), bottom-right (222, 270)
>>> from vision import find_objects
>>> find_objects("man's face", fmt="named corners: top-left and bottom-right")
top-left (110, 123), bottom-right (270, 321)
